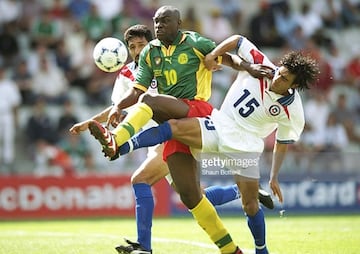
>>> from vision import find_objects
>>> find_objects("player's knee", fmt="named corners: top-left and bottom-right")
top-left (242, 198), bottom-right (259, 216)
top-left (167, 119), bottom-right (180, 136)
top-left (130, 173), bottom-right (140, 184)
top-left (139, 93), bottom-right (156, 107)
top-left (174, 179), bottom-right (203, 209)
top-left (179, 192), bottom-right (201, 209)
top-left (131, 172), bottom-right (150, 185)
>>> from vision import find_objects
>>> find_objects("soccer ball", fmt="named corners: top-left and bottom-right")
top-left (93, 37), bottom-right (128, 72)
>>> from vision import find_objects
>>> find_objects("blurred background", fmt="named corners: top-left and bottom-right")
top-left (0, 0), bottom-right (359, 217)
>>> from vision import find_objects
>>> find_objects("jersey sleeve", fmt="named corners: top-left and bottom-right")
top-left (195, 35), bottom-right (217, 55)
top-left (111, 68), bottom-right (134, 105)
top-left (184, 31), bottom-right (216, 55)
top-left (236, 36), bottom-right (276, 68)
top-left (134, 45), bottom-right (153, 92)
top-left (275, 104), bottom-right (305, 144)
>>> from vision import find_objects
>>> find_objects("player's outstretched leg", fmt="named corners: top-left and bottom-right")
top-left (88, 103), bottom-right (153, 159)
top-left (118, 122), bottom-right (172, 156)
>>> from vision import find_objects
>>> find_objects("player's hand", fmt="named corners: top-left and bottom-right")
top-left (269, 178), bottom-right (283, 203)
top-left (108, 110), bottom-right (127, 128)
top-left (247, 64), bottom-right (274, 79)
top-left (204, 53), bottom-right (222, 71)
top-left (69, 121), bottom-right (90, 134)
top-left (106, 105), bottom-right (122, 128)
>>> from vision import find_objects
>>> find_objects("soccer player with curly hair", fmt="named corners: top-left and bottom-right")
top-left (115, 35), bottom-right (319, 254)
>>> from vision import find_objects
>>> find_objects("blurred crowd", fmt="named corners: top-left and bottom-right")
top-left (0, 0), bottom-right (359, 176)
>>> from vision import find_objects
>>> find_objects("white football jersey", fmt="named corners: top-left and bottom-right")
top-left (111, 61), bottom-right (158, 130)
top-left (111, 61), bottom-right (158, 105)
top-left (211, 37), bottom-right (305, 153)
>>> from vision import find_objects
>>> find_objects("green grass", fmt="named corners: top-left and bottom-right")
top-left (0, 215), bottom-right (359, 254)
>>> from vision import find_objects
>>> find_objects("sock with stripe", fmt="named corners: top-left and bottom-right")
top-left (247, 207), bottom-right (268, 254)
top-left (133, 183), bottom-right (154, 251)
top-left (119, 121), bottom-right (172, 155)
top-left (204, 184), bottom-right (240, 206)
top-left (190, 196), bottom-right (237, 254)
top-left (113, 103), bottom-right (153, 146)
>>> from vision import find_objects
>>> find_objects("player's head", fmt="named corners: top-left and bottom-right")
top-left (124, 24), bottom-right (153, 64)
top-left (271, 51), bottom-right (319, 94)
top-left (153, 5), bottom-right (181, 46)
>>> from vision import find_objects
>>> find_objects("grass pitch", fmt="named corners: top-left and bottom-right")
top-left (0, 214), bottom-right (359, 254)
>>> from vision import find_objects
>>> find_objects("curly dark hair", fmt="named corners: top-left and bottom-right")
top-left (124, 24), bottom-right (153, 45)
top-left (280, 51), bottom-right (319, 91)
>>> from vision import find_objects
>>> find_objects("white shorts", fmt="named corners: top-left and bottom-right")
top-left (193, 111), bottom-right (262, 179)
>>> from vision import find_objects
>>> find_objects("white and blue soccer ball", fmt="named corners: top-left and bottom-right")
top-left (93, 37), bottom-right (128, 72)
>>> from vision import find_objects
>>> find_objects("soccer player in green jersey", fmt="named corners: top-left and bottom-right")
top-left (88, 6), bottom-right (271, 254)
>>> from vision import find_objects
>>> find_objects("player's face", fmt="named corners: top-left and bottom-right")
top-left (153, 9), bottom-right (180, 45)
top-left (127, 36), bottom-right (149, 64)
top-left (270, 66), bottom-right (296, 95)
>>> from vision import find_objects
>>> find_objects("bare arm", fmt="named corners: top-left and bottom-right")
top-left (69, 106), bottom-right (113, 134)
top-left (224, 53), bottom-right (274, 79)
top-left (204, 35), bottom-right (241, 71)
top-left (115, 87), bottom-right (144, 110)
top-left (92, 106), bottom-right (113, 122)
top-left (70, 87), bottom-right (143, 134)
top-left (269, 142), bottom-right (288, 203)
top-left (205, 35), bottom-right (274, 79)
top-left (107, 87), bottom-right (144, 127)
top-left (211, 35), bottom-right (241, 60)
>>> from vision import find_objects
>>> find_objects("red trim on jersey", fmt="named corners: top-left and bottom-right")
top-left (259, 76), bottom-right (269, 101)
top-left (251, 48), bottom-right (266, 101)
top-left (282, 105), bottom-right (290, 119)
top-left (259, 79), bottom-right (265, 101)
top-left (118, 65), bottom-right (135, 81)
top-left (250, 49), bottom-right (264, 64)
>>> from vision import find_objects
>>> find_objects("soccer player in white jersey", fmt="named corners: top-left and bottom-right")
top-left (70, 25), bottom-right (273, 254)
top-left (116, 35), bottom-right (319, 254)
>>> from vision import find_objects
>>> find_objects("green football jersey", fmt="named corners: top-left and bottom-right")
top-left (134, 31), bottom-right (216, 101)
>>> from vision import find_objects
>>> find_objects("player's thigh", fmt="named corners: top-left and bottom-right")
top-left (131, 144), bottom-right (169, 185)
top-left (141, 93), bottom-right (189, 122)
top-left (168, 118), bottom-right (203, 149)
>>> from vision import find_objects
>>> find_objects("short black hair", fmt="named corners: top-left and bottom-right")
top-left (280, 51), bottom-right (319, 91)
top-left (124, 24), bottom-right (153, 45)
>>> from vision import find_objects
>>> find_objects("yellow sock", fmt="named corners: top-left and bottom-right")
top-left (113, 103), bottom-right (153, 146)
top-left (190, 196), bottom-right (237, 254)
